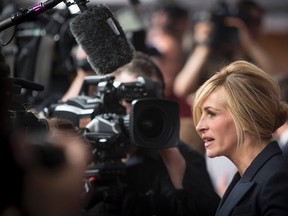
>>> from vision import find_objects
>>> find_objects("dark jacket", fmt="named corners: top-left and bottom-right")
top-left (83, 142), bottom-right (220, 216)
top-left (215, 141), bottom-right (288, 216)
top-left (121, 142), bottom-right (220, 216)
top-left (282, 142), bottom-right (288, 158)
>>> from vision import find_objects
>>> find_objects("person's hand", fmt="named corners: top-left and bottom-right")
top-left (193, 20), bottom-right (213, 45)
top-left (225, 17), bottom-right (253, 51)
top-left (73, 45), bottom-right (94, 75)
top-left (159, 147), bottom-right (186, 189)
top-left (75, 45), bottom-right (88, 61)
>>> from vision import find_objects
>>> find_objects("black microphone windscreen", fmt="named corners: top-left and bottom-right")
top-left (69, 4), bottom-right (135, 75)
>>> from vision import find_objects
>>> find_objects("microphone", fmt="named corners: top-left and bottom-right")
top-left (0, 0), bottom-right (62, 31)
top-left (69, 4), bottom-right (135, 75)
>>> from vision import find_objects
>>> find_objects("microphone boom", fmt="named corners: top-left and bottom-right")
top-left (0, 0), bottom-right (62, 31)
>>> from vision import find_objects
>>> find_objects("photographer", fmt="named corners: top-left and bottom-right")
top-left (84, 51), bottom-right (220, 216)
top-left (174, 0), bottom-right (283, 99)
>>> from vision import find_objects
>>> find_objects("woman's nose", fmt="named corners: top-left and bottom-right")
top-left (195, 118), bottom-right (206, 133)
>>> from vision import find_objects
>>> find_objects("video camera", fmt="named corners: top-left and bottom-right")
top-left (49, 75), bottom-right (179, 170)
top-left (209, 1), bottom-right (239, 46)
top-left (48, 75), bottom-right (179, 210)
top-left (193, 0), bottom-right (258, 47)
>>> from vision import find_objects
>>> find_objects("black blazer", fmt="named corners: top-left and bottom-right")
top-left (215, 141), bottom-right (288, 216)
top-left (282, 142), bottom-right (288, 158)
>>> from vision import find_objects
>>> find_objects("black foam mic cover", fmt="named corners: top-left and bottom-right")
top-left (69, 4), bottom-right (135, 75)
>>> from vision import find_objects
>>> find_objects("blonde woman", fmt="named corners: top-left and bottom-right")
top-left (193, 60), bottom-right (288, 215)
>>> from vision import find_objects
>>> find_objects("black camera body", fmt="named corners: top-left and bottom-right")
top-left (194, 0), bottom-right (255, 48)
top-left (209, 1), bottom-right (239, 46)
top-left (214, 0), bottom-right (260, 47)
top-left (49, 75), bottom-right (180, 210)
top-left (50, 75), bottom-right (180, 165)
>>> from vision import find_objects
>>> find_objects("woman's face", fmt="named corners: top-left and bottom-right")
top-left (196, 88), bottom-right (238, 159)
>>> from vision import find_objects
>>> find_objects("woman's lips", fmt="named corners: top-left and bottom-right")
top-left (203, 137), bottom-right (214, 148)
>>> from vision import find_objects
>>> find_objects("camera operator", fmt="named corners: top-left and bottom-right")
top-left (84, 51), bottom-right (220, 216)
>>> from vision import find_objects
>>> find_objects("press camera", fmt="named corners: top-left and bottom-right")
top-left (209, 1), bottom-right (239, 46)
top-left (48, 75), bottom-right (180, 210)
top-left (194, 0), bottom-right (257, 47)
top-left (49, 75), bottom-right (179, 168)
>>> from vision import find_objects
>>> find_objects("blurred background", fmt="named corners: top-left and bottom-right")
top-left (1, 0), bottom-right (287, 108)
top-left (12, 0), bottom-right (288, 33)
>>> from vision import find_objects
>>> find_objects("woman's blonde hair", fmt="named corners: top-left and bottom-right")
top-left (193, 60), bottom-right (288, 147)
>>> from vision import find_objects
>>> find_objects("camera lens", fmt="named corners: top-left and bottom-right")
top-left (136, 108), bottom-right (165, 139)
top-left (130, 98), bottom-right (180, 148)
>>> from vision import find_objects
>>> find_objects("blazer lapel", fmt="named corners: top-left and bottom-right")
top-left (215, 181), bottom-right (255, 216)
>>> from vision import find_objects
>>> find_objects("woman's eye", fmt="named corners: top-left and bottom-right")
top-left (207, 111), bottom-right (216, 117)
